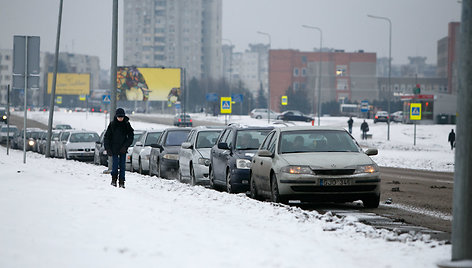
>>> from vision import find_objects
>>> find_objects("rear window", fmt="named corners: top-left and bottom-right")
top-left (165, 130), bottom-right (190, 146)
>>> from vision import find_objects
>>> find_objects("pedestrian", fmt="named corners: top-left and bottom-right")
top-left (448, 129), bottom-right (455, 150)
top-left (360, 120), bottom-right (369, 140)
top-left (347, 116), bottom-right (354, 134)
top-left (104, 108), bottom-right (134, 188)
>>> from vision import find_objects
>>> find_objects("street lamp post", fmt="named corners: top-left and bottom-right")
top-left (368, 14), bottom-right (392, 141)
top-left (302, 25), bottom-right (322, 126)
top-left (257, 31), bottom-right (271, 123)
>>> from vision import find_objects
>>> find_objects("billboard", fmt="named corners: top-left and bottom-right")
top-left (47, 73), bottom-right (90, 95)
top-left (117, 66), bottom-right (181, 101)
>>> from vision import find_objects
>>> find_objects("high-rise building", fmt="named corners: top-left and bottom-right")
top-left (123, 0), bottom-right (222, 80)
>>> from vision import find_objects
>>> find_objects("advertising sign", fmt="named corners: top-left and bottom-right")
top-left (47, 73), bottom-right (90, 95)
top-left (117, 67), bottom-right (181, 101)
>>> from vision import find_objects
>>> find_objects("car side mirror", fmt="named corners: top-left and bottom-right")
top-left (181, 142), bottom-right (193, 149)
top-left (365, 148), bottom-right (378, 156)
top-left (257, 149), bottom-right (273, 158)
top-left (150, 143), bottom-right (161, 149)
top-left (217, 142), bottom-right (230, 150)
top-left (95, 141), bottom-right (101, 144)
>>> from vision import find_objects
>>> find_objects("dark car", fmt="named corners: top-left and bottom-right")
top-left (277, 110), bottom-right (313, 122)
top-left (209, 124), bottom-right (273, 193)
top-left (149, 128), bottom-right (191, 179)
top-left (374, 111), bottom-right (389, 123)
top-left (173, 113), bottom-right (192, 127)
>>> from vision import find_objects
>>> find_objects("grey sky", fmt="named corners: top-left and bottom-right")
top-left (0, 0), bottom-right (461, 69)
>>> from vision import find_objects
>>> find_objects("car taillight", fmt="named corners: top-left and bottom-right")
top-left (375, 116), bottom-right (378, 119)
top-left (178, 119), bottom-right (181, 122)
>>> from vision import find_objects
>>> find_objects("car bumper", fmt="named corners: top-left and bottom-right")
top-left (230, 168), bottom-right (251, 192)
top-left (160, 158), bottom-right (179, 178)
top-left (193, 163), bottom-right (210, 184)
top-left (67, 152), bottom-right (95, 160)
top-left (276, 172), bottom-right (380, 202)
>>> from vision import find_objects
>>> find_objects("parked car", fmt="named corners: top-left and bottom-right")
top-left (61, 130), bottom-right (100, 161)
top-left (173, 113), bottom-right (192, 127)
top-left (277, 110), bottom-right (313, 122)
top-left (34, 130), bottom-right (47, 153)
top-left (131, 130), bottom-right (163, 174)
top-left (54, 124), bottom-right (73, 130)
top-left (18, 128), bottom-right (42, 151)
top-left (390, 111), bottom-right (403, 123)
top-left (209, 125), bottom-right (273, 193)
top-left (55, 130), bottom-right (73, 158)
top-left (179, 126), bottom-right (223, 185)
top-left (126, 130), bottom-right (145, 171)
top-left (149, 128), bottom-right (191, 179)
top-left (41, 130), bottom-right (61, 157)
top-left (374, 111), bottom-right (389, 123)
top-left (249, 109), bottom-right (279, 119)
top-left (94, 130), bottom-right (108, 166)
top-left (0, 107), bottom-right (7, 124)
top-left (249, 126), bottom-right (380, 208)
top-left (0, 125), bottom-right (18, 144)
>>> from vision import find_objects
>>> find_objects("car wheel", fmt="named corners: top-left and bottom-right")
top-left (65, 151), bottom-right (70, 160)
top-left (362, 194), bottom-right (380, 208)
top-left (190, 165), bottom-right (196, 186)
top-left (94, 153), bottom-right (99, 165)
top-left (209, 167), bottom-right (216, 189)
top-left (178, 168), bottom-right (184, 183)
top-left (157, 161), bottom-right (162, 178)
top-left (139, 158), bottom-right (143, 174)
top-left (270, 173), bottom-right (285, 203)
top-left (226, 170), bottom-right (234, 193)
top-left (255, 115), bottom-right (262, 119)
top-left (250, 172), bottom-right (261, 200)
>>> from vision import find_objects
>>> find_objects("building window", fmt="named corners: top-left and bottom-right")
top-left (293, 82), bottom-right (299, 90)
top-left (301, 55), bottom-right (307, 63)
top-left (336, 65), bottom-right (347, 76)
top-left (301, 68), bottom-right (307, 77)
top-left (293, 68), bottom-right (299, 77)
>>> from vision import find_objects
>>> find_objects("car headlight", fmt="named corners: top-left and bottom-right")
top-left (198, 157), bottom-right (211, 166)
top-left (163, 154), bottom-right (179, 160)
top-left (28, 140), bottom-right (35, 146)
top-left (2, 115), bottom-right (6, 120)
top-left (236, 159), bottom-right (251, 169)
top-left (280, 165), bottom-right (314, 174)
top-left (354, 164), bottom-right (379, 174)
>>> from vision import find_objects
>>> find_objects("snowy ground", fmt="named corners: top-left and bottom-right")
top-left (0, 111), bottom-right (455, 267)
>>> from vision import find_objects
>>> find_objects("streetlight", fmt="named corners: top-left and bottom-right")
top-left (257, 31), bottom-right (271, 123)
top-left (302, 25), bottom-right (322, 126)
top-left (367, 14), bottom-right (392, 141)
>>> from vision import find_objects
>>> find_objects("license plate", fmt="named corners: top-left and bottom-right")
top-left (320, 178), bottom-right (351, 186)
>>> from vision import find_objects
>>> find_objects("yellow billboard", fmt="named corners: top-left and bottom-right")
top-left (47, 73), bottom-right (90, 95)
top-left (117, 67), bottom-right (181, 101)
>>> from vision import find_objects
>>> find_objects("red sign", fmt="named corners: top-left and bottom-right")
top-left (400, 94), bottom-right (434, 100)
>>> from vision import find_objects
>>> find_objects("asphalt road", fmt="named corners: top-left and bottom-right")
top-left (5, 112), bottom-right (454, 241)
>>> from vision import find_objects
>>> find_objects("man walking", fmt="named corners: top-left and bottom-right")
top-left (347, 116), bottom-right (354, 134)
top-left (104, 108), bottom-right (134, 188)
top-left (448, 129), bottom-right (455, 150)
top-left (360, 120), bottom-right (369, 140)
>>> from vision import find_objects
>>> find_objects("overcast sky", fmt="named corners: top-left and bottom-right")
top-left (0, 0), bottom-right (461, 69)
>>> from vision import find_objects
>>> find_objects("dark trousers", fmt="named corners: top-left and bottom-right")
top-left (362, 131), bottom-right (367, 140)
top-left (450, 141), bottom-right (455, 150)
top-left (348, 126), bottom-right (352, 134)
top-left (111, 153), bottom-right (126, 180)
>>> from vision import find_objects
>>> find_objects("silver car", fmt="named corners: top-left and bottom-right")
top-left (179, 127), bottom-right (222, 185)
top-left (249, 126), bottom-right (380, 208)
top-left (0, 125), bottom-right (19, 144)
top-left (126, 130), bottom-right (145, 171)
top-left (62, 130), bottom-right (100, 161)
top-left (131, 130), bottom-right (163, 174)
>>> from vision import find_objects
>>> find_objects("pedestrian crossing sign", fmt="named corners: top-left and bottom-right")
top-left (410, 103), bottom-right (421, 120)
top-left (220, 97), bottom-right (232, 114)
top-left (281, 96), bottom-right (288, 105)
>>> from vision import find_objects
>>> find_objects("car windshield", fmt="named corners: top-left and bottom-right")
top-left (144, 132), bottom-right (162, 146)
top-left (279, 130), bottom-right (360, 154)
top-left (56, 125), bottom-right (72, 129)
top-left (196, 130), bottom-right (221, 149)
top-left (1, 127), bottom-right (18, 133)
top-left (165, 130), bottom-right (190, 146)
top-left (132, 133), bottom-right (143, 146)
top-left (69, 132), bottom-right (99, 143)
top-left (235, 129), bottom-right (271, 150)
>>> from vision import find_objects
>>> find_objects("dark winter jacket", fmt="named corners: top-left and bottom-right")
top-left (360, 121), bottom-right (369, 132)
top-left (448, 131), bottom-right (455, 143)
top-left (347, 118), bottom-right (353, 127)
top-left (104, 116), bottom-right (134, 155)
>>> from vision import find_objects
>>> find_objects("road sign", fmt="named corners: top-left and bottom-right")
top-left (79, 95), bottom-right (86, 101)
top-left (102, 95), bottom-right (111, 104)
top-left (361, 100), bottom-right (369, 112)
top-left (12, 36), bottom-right (40, 90)
top-left (220, 97), bottom-right (232, 114)
top-left (206, 93), bottom-right (218, 102)
top-left (410, 103), bottom-right (421, 120)
top-left (281, 95), bottom-right (288, 105)
top-left (56, 96), bottom-right (62, 104)
top-left (231, 94), bottom-right (244, 103)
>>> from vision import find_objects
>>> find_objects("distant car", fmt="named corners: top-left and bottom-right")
top-left (0, 108), bottom-right (7, 124)
top-left (374, 111), bottom-right (389, 123)
top-left (391, 111), bottom-right (403, 123)
top-left (179, 126), bottom-right (222, 185)
top-left (277, 110), bottom-right (313, 122)
top-left (0, 125), bottom-right (18, 144)
top-left (131, 130), bottom-right (163, 175)
top-left (34, 130), bottom-right (47, 153)
top-left (54, 124), bottom-right (73, 130)
top-left (209, 124), bottom-right (273, 193)
top-left (173, 114), bottom-right (192, 127)
top-left (126, 130), bottom-right (145, 171)
top-left (249, 109), bottom-right (279, 119)
top-left (94, 130), bottom-right (108, 166)
top-left (62, 130), bottom-right (100, 161)
top-left (249, 126), bottom-right (380, 208)
top-left (41, 130), bottom-right (61, 157)
top-left (149, 128), bottom-right (191, 179)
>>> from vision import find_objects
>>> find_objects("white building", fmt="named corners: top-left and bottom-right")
top-left (0, 49), bottom-right (13, 105)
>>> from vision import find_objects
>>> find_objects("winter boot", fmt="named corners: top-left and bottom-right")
top-left (111, 175), bottom-right (118, 187)
top-left (119, 178), bottom-right (125, 188)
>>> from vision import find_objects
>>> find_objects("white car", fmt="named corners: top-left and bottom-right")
top-left (179, 126), bottom-right (222, 185)
top-left (249, 109), bottom-right (279, 119)
top-left (55, 130), bottom-right (73, 158)
top-left (131, 130), bottom-right (163, 174)
top-left (391, 111), bottom-right (404, 123)
top-left (62, 130), bottom-right (100, 161)
top-left (126, 130), bottom-right (145, 171)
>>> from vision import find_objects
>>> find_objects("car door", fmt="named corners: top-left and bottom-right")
top-left (260, 131), bottom-right (279, 193)
top-left (150, 131), bottom-right (165, 175)
top-left (211, 129), bottom-right (230, 184)
top-left (132, 133), bottom-right (146, 169)
top-left (179, 130), bottom-right (195, 177)
top-left (252, 131), bottom-right (274, 190)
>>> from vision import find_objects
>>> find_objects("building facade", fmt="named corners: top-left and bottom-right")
top-left (123, 0), bottom-right (222, 80)
top-left (0, 49), bottom-right (13, 105)
top-left (437, 22), bottom-right (460, 94)
top-left (269, 49), bottom-right (377, 113)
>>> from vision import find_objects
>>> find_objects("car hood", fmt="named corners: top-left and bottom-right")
top-left (196, 148), bottom-right (211, 158)
top-left (281, 152), bottom-right (375, 169)
top-left (235, 149), bottom-right (259, 160)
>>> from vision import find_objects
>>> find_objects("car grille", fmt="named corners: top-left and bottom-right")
top-left (291, 185), bottom-right (377, 192)
top-left (313, 169), bottom-right (355, 175)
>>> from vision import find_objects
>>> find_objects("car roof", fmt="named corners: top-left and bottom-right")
top-left (225, 124), bottom-right (274, 130)
top-left (277, 126), bottom-right (347, 132)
